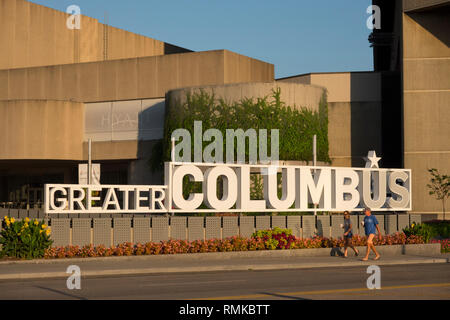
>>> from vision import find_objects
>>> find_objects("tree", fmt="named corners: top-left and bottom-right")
top-left (427, 168), bottom-right (450, 220)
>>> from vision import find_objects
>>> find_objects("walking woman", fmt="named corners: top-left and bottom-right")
top-left (343, 211), bottom-right (359, 258)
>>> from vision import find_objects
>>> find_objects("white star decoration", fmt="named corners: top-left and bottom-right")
top-left (364, 150), bottom-right (381, 168)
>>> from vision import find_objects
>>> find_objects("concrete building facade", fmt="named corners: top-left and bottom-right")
top-left (0, 0), bottom-right (277, 207)
top-left (0, 0), bottom-right (448, 216)
top-left (402, 0), bottom-right (450, 214)
top-left (0, 0), bottom-right (190, 70)
top-left (277, 0), bottom-right (450, 216)
top-left (278, 72), bottom-right (383, 168)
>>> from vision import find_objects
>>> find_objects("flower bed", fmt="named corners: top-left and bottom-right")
top-left (43, 232), bottom-right (425, 259)
top-left (431, 239), bottom-right (450, 253)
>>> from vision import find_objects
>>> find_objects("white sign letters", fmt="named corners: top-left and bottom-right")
top-left (45, 162), bottom-right (411, 214)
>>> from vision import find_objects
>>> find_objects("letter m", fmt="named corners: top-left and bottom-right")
top-left (230, 305), bottom-right (241, 314)
top-left (297, 168), bottom-right (332, 210)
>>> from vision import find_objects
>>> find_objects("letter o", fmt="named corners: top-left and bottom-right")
top-left (203, 166), bottom-right (238, 210)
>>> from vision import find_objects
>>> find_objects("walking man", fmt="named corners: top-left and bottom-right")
top-left (362, 207), bottom-right (381, 261)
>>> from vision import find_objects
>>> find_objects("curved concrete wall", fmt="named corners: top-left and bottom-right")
top-left (167, 82), bottom-right (325, 112)
top-left (0, 100), bottom-right (84, 160)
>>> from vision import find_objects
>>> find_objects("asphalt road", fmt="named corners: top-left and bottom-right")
top-left (0, 263), bottom-right (449, 300)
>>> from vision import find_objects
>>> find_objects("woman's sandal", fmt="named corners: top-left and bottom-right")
top-left (374, 255), bottom-right (381, 261)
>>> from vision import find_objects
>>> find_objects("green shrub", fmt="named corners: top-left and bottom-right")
top-left (1, 217), bottom-right (53, 259)
top-left (403, 222), bottom-right (436, 243)
top-left (423, 220), bottom-right (450, 239)
top-left (150, 88), bottom-right (330, 171)
top-left (404, 220), bottom-right (450, 242)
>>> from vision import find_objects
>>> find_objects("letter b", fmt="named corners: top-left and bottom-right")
top-left (248, 305), bottom-right (255, 315)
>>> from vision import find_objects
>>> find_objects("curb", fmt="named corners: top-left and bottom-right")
top-left (0, 257), bottom-right (447, 281)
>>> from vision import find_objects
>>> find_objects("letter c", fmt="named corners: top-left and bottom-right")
top-left (172, 165), bottom-right (204, 210)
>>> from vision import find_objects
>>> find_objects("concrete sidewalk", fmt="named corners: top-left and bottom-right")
top-left (0, 252), bottom-right (448, 281)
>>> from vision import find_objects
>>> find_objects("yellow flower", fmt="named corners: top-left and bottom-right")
top-left (39, 230), bottom-right (44, 234)
top-left (41, 224), bottom-right (47, 229)
top-left (24, 223), bottom-right (29, 228)
top-left (25, 217), bottom-right (30, 223)
top-left (10, 218), bottom-right (15, 223)
top-left (45, 229), bottom-right (51, 236)
top-left (3, 216), bottom-right (8, 221)
top-left (34, 220), bottom-right (39, 225)
top-left (6, 220), bottom-right (10, 226)
top-left (411, 223), bottom-right (415, 228)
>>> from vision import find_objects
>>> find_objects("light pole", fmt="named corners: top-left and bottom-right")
top-left (88, 139), bottom-right (92, 185)
top-left (313, 135), bottom-right (317, 217)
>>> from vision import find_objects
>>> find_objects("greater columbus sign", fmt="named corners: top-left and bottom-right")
top-left (44, 161), bottom-right (411, 214)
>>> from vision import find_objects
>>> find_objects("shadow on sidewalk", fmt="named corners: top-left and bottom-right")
top-left (330, 247), bottom-right (344, 257)
top-left (34, 285), bottom-right (88, 300)
top-left (257, 292), bottom-right (310, 300)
